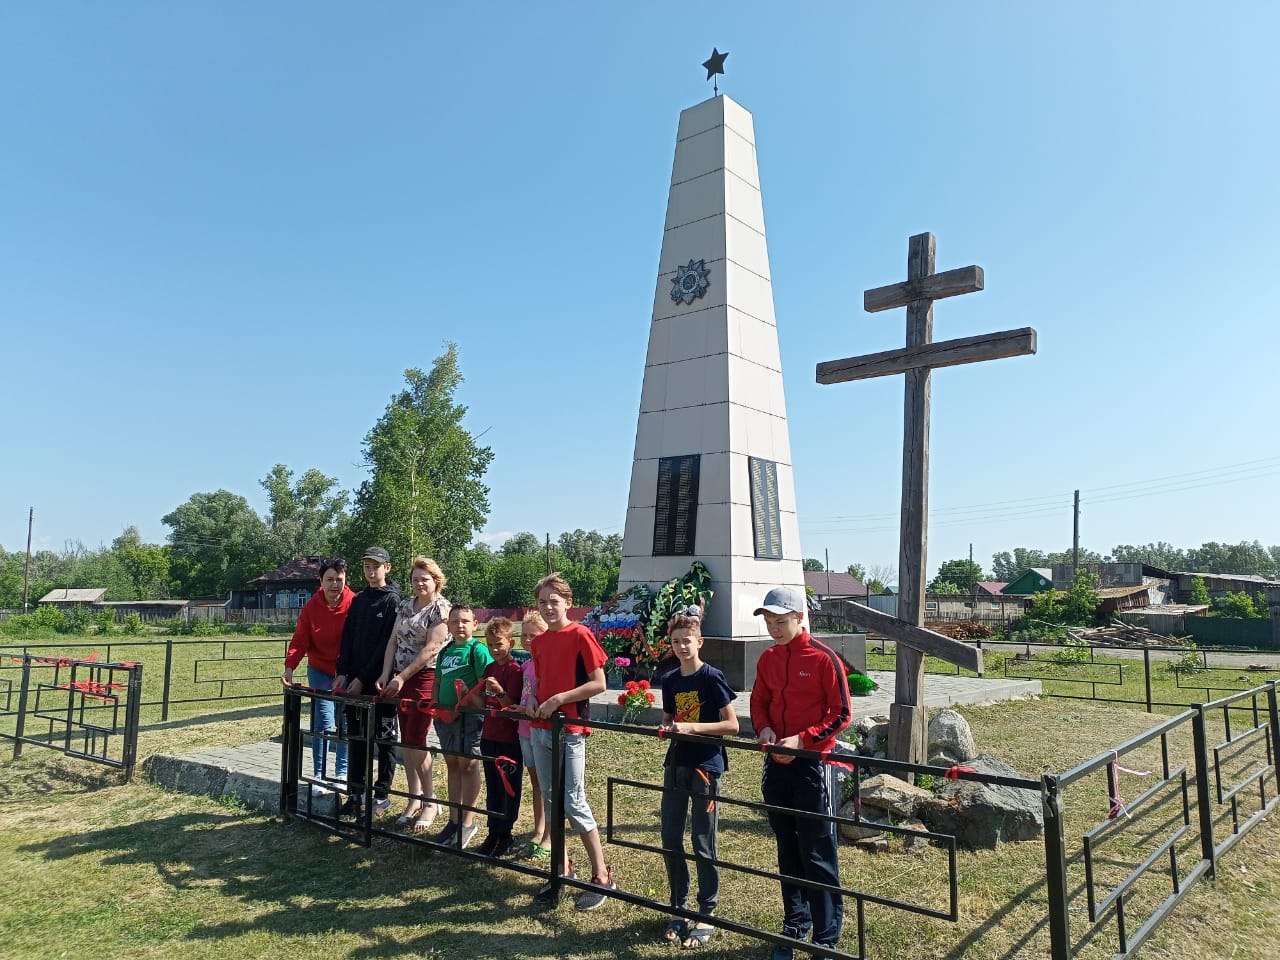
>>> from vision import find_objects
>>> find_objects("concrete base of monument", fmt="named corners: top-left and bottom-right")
top-left (702, 632), bottom-right (868, 691)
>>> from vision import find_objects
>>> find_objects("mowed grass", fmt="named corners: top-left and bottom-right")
top-left (1, 639), bottom-right (1279, 958)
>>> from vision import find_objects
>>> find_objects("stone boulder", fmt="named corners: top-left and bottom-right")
top-left (836, 801), bottom-right (890, 843)
top-left (855, 715), bottom-right (890, 757)
top-left (917, 754), bottom-right (1043, 850)
top-left (927, 708), bottom-right (977, 767)
top-left (859, 774), bottom-right (935, 819)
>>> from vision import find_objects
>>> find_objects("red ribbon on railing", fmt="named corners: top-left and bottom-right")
top-left (495, 755), bottom-right (519, 797)
top-left (56, 678), bottom-right (123, 701)
top-left (945, 765), bottom-right (977, 781)
top-left (13, 652), bottom-right (100, 668)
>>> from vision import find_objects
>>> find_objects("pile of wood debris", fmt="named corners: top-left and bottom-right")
top-left (1064, 623), bottom-right (1190, 648)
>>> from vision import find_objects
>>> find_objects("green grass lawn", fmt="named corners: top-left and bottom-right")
top-left (1, 685), bottom-right (1278, 959)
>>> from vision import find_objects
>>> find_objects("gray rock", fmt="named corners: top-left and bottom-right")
top-left (900, 817), bottom-right (931, 854)
top-left (917, 754), bottom-right (1043, 850)
top-left (855, 715), bottom-right (890, 738)
top-left (857, 720), bottom-right (890, 757)
top-left (859, 774), bottom-right (934, 819)
top-left (927, 708), bottom-right (977, 766)
top-left (837, 801), bottom-right (891, 842)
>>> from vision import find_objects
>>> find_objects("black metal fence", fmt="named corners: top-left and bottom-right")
top-left (281, 678), bottom-right (1279, 959)
top-left (0, 637), bottom-right (284, 721)
top-left (867, 636), bottom-right (1280, 712)
top-left (0, 652), bottom-right (143, 779)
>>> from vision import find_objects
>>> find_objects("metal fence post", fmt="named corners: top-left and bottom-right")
top-left (547, 712), bottom-right (568, 900)
top-left (13, 655), bottom-right (32, 761)
top-left (1267, 681), bottom-right (1280, 796)
top-left (1143, 646), bottom-right (1153, 713)
top-left (161, 635), bottom-right (174, 721)
top-left (1041, 773), bottom-right (1072, 960)
top-left (279, 688), bottom-right (302, 817)
top-left (1190, 704), bottom-right (1217, 880)
top-left (122, 663), bottom-right (143, 782)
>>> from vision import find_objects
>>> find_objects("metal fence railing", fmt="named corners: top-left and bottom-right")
top-left (0, 637), bottom-right (284, 721)
top-left (0, 652), bottom-right (143, 780)
top-left (281, 680), bottom-right (1280, 958)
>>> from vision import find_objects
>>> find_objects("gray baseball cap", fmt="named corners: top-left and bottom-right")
top-left (361, 546), bottom-right (391, 564)
top-left (753, 585), bottom-right (806, 616)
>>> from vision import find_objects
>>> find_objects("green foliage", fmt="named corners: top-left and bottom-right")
top-left (163, 489), bottom-right (273, 600)
top-left (489, 552), bottom-right (546, 607)
top-left (122, 612), bottom-right (143, 635)
top-left (191, 619), bottom-right (223, 637)
top-left (1212, 590), bottom-right (1266, 619)
top-left (1110, 541), bottom-right (1188, 570)
top-left (260, 464), bottom-right (348, 563)
top-left (802, 558), bottom-right (825, 572)
top-left (60, 604), bottom-right (93, 634)
top-left (929, 558), bottom-right (984, 594)
top-left (94, 609), bottom-right (116, 635)
top-left (33, 604), bottom-right (66, 631)
top-left (846, 563), bottom-right (866, 581)
top-left (632, 561), bottom-right (713, 669)
top-left (1188, 576), bottom-right (1210, 605)
top-left (1049, 634), bottom-right (1091, 664)
top-left (1168, 642), bottom-right (1205, 675)
top-left (112, 527), bottom-right (170, 600)
top-left (342, 344), bottom-right (493, 576)
top-left (1022, 572), bottom-right (1100, 627)
top-left (989, 546), bottom-right (1103, 582)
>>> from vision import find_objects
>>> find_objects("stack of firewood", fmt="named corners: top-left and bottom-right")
top-left (1064, 623), bottom-right (1189, 648)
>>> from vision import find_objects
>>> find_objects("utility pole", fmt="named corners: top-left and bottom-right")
top-left (1072, 490), bottom-right (1080, 581)
top-left (22, 508), bottom-right (34, 613)
top-left (825, 547), bottom-right (831, 597)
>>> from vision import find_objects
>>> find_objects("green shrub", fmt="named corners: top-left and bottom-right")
top-left (122, 613), bottom-right (143, 635)
top-left (190, 619), bottom-right (222, 637)
top-left (59, 605), bottom-right (94, 634)
top-left (33, 604), bottom-right (67, 632)
top-left (94, 609), bottom-right (116, 635)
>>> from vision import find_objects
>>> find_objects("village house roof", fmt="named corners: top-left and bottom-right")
top-left (38, 588), bottom-right (107, 604)
top-left (803, 571), bottom-right (868, 596)
top-left (974, 581), bottom-right (1009, 596)
top-left (251, 556), bottom-right (323, 585)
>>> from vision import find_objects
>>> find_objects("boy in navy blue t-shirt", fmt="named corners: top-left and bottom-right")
top-left (657, 604), bottom-right (739, 949)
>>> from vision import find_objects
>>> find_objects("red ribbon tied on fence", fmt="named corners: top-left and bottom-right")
top-left (1107, 750), bottom-right (1152, 820)
top-left (945, 765), bottom-right (977, 781)
top-left (495, 755), bottom-right (519, 797)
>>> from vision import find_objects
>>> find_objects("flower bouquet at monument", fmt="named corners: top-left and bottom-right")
top-left (584, 585), bottom-right (651, 662)
top-left (629, 560), bottom-right (714, 676)
top-left (617, 679), bottom-right (656, 724)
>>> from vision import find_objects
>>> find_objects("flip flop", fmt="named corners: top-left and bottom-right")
top-left (411, 803), bottom-right (438, 833)
top-left (683, 924), bottom-right (715, 949)
top-left (663, 918), bottom-right (688, 944)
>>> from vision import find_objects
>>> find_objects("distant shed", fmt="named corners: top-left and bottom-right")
top-left (38, 588), bottom-right (107, 606)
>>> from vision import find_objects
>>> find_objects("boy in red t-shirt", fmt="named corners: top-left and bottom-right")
top-left (476, 617), bottom-right (525, 858)
top-left (526, 573), bottom-right (615, 910)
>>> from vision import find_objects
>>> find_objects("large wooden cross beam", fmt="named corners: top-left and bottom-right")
top-left (816, 232), bottom-right (1036, 766)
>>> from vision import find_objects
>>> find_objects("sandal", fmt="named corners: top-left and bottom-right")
top-left (682, 923), bottom-right (715, 949)
top-left (522, 841), bottom-right (552, 862)
top-left (663, 918), bottom-right (688, 944)
top-left (395, 803), bottom-right (423, 827)
top-left (411, 803), bottom-right (437, 833)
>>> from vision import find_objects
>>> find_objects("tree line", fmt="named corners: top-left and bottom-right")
top-left (805, 538), bottom-right (1280, 597)
top-left (0, 344), bottom-right (617, 610)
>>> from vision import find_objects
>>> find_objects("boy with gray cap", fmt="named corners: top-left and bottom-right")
top-left (335, 547), bottom-right (402, 817)
top-left (749, 585), bottom-right (851, 960)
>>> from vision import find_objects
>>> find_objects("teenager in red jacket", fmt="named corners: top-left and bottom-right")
top-left (749, 586), bottom-right (851, 960)
top-left (283, 557), bottom-right (355, 782)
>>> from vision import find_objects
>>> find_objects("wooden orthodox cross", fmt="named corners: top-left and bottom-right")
top-left (816, 232), bottom-right (1036, 765)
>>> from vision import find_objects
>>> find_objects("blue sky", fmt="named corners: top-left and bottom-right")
top-left (3, 3), bottom-right (1277, 578)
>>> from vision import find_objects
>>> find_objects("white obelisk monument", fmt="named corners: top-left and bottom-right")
top-left (617, 94), bottom-right (806, 688)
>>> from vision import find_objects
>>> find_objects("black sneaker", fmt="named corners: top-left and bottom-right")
top-left (474, 834), bottom-right (498, 857)
top-left (338, 797), bottom-right (363, 819)
top-left (433, 821), bottom-right (458, 846)
top-left (533, 863), bottom-right (575, 905)
top-left (490, 835), bottom-right (516, 858)
top-left (574, 867), bottom-right (617, 911)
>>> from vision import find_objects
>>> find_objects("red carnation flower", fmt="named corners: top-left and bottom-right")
top-left (617, 693), bottom-right (627, 706)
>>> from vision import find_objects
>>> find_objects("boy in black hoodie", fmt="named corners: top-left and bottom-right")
top-left (334, 546), bottom-right (402, 817)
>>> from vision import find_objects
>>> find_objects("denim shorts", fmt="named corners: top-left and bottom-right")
top-left (519, 732), bottom-right (537, 769)
top-left (436, 713), bottom-right (483, 758)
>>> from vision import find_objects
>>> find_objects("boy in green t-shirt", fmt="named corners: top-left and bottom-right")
top-left (432, 604), bottom-right (493, 848)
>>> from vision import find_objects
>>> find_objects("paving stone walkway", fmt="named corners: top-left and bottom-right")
top-left (144, 670), bottom-right (1040, 813)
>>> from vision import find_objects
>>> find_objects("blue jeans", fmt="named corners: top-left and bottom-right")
top-left (307, 665), bottom-right (348, 780)
top-left (660, 765), bottom-right (720, 915)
